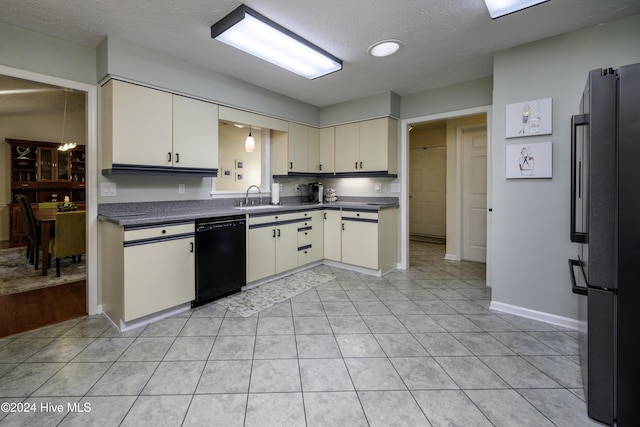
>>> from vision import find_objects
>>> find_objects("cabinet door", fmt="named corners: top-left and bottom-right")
top-left (319, 127), bottom-right (335, 173)
top-left (307, 127), bottom-right (321, 173)
top-left (248, 225), bottom-right (276, 282)
top-left (123, 236), bottom-right (195, 321)
top-left (288, 122), bottom-right (309, 172)
top-left (359, 118), bottom-right (389, 172)
top-left (341, 213), bottom-right (378, 270)
top-left (39, 148), bottom-right (54, 181)
top-left (271, 131), bottom-right (289, 176)
top-left (310, 210), bottom-right (324, 261)
top-left (335, 123), bottom-right (360, 172)
top-left (323, 209), bottom-right (342, 261)
top-left (172, 95), bottom-right (219, 170)
top-left (110, 80), bottom-right (173, 168)
top-left (275, 222), bottom-right (298, 273)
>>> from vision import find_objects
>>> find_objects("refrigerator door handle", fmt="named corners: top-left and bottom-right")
top-left (570, 113), bottom-right (589, 243)
top-left (568, 258), bottom-right (588, 295)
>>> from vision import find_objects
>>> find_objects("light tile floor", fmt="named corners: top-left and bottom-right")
top-left (0, 242), bottom-right (603, 426)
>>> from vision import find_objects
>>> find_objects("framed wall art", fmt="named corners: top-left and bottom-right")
top-left (505, 97), bottom-right (552, 138)
top-left (506, 141), bottom-right (552, 179)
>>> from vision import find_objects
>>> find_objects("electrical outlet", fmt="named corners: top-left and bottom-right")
top-left (374, 183), bottom-right (382, 193)
top-left (178, 184), bottom-right (185, 194)
top-left (100, 182), bottom-right (117, 197)
top-left (390, 183), bottom-right (401, 193)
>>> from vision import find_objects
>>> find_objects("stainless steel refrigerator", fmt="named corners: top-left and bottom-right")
top-left (569, 62), bottom-right (640, 426)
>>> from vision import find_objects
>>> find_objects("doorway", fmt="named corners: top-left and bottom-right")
top-left (0, 67), bottom-right (97, 336)
top-left (409, 120), bottom-right (447, 244)
top-left (401, 107), bottom-right (491, 282)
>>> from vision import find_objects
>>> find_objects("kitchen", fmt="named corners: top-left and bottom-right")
top-left (1, 1), bottom-right (640, 425)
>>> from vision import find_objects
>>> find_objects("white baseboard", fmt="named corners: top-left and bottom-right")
top-left (104, 303), bottom-right (192, 333)
top-left (490, 301), bottom-right (579, 331)
top-left (444, 254), bottom-right (458, 261)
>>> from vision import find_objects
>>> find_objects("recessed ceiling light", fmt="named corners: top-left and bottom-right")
top-left (368, 40), bottom-right (402, 58)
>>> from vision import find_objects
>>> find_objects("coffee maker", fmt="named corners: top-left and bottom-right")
top-left (308, 182), bottom-right (323, 204)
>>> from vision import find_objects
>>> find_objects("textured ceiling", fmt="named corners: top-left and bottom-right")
top-left (1, 0), bottom-right (639, 113)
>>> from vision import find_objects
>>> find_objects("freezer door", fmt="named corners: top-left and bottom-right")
top-left (587, 288), bottom-right (615, 425)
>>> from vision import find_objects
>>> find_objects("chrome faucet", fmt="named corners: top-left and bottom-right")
top-left (244, 185), bottom-right (261, 206)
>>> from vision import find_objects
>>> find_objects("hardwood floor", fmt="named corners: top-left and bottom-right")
top-left (0, 280), bottom-right (87, 338)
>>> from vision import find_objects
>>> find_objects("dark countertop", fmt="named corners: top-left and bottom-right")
top-left (98, 197), bottom-right (399, 227)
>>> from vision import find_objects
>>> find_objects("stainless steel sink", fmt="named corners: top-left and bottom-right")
top-left (232, 205), bottom-right (282, 210)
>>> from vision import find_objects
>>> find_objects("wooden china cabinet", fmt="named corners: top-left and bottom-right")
top-left (6, 138), bottom-right (86, 243)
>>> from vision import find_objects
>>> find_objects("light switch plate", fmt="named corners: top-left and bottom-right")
top-left (374, 183), bottom-right (382, 193)
top-left (179, 184), bottom-right (185, 194)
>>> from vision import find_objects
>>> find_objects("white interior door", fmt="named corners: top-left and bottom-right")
top-left (462, 128), bottom-right (487, 262)
top-left (410, 146), bottom-right (446, 238)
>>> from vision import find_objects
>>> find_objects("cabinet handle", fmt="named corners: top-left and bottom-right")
top-left (324, 212), bottom-right (327, 220)
top-left (360, 161), bottom-right (363, 169)
top-left (161, 229), bottom-right (166, 234)
top-left (319, 164), bottom-right (322, 171)
top-left (273, 229), bottom-right (276, 238)
top-left (175, 153), bottom-right (180, 163)
top-left (167, 152), bottom-right (172, 163)
top-left (355, 162), bottom-right (358, 169)
top-left (289, 162), bottom-right (293, 170)
top-left (342, 223), bottom-right (345, 231)
top-left (190, 242), bottom-right (194, 253)
top-left (277, 228), bottom-right (281, 237)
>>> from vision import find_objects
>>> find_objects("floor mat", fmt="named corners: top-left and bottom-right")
top-left (215, 267), bottom-right (335, 317)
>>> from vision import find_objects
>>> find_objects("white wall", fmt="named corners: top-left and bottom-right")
top-left (490, 14), bottom-right (640, 320)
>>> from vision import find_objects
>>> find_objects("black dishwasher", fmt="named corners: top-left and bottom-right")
top-left (192, 215), bottom-right (246, 308)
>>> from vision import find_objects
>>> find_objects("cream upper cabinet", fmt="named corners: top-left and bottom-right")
top-left (102, 80), bottom-right (172, 169)
top-left (334, 117), bottom-right (398, 174)
top-left (284, 122), bottom-right (322, 174)
top-left (307, 127), bottom-right (321, 173)
top-left (288, 122), bottom-right (309, 173)
top-left (335, 122), bottom-right (360, 173)
top-left (172, 94), bottom-right (218, 171)
top-left (318, 127), bottom-right (335, 174)
top-left (101, 79), bottom-right (218, 175)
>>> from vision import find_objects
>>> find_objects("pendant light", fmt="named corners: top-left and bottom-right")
top-left (245, 125), bottom-right (255, 153)
top-left (58, 90), bottom-right (77, 151)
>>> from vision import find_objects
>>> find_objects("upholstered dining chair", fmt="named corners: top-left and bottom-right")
top-left (38, 202), bottom-right (60, 209)
top-left (15, 194), bottom-right (40, 269)
top-left (49, 211), bottom-right (86, 277)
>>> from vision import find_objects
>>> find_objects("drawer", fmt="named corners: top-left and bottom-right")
top-left (125, 222), bottom-right (194, 242)
top-left (248, 212), bottom-right (298, 226)
top-left (298, 226), bottom-right (313, 246)
top-left (298, 245), bottom-right (314, 265)
top-left (341, 210), bottom-right (378, 221)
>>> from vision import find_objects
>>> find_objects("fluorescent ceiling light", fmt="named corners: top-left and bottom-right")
top-left (211, 5), bottom-right (342, 79)
top-left (368, 40), bottom-right (402, 58)
top-left (484, 0), bottom-right (549, 19)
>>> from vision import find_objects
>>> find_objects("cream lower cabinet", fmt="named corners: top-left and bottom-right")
top-left (102, 221), bottom-right (195, 325)
top-left (323, 209), bottom-right (342, 262)
top-left (341, 208), bottom-right (398, 273)
top-left (297, 210), bottom-right (323, 265)
top-left (248, 213), bottom-right (299, 282)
